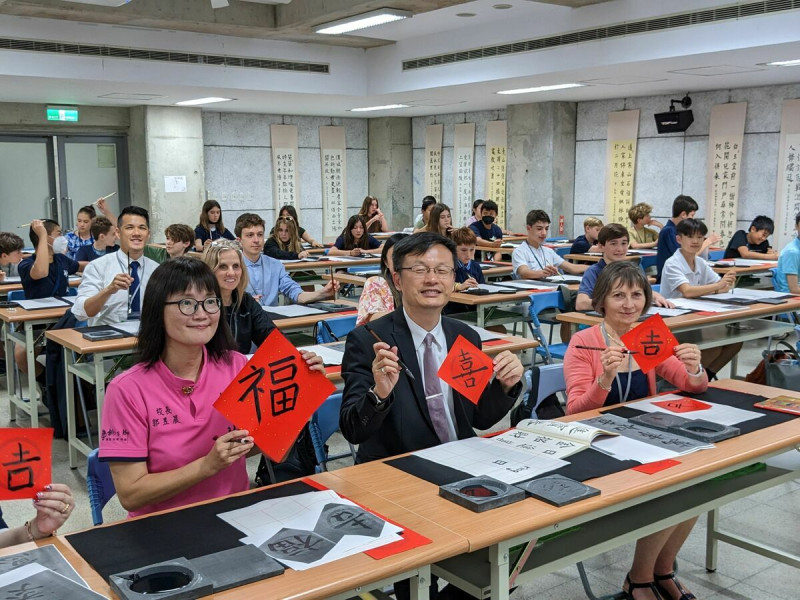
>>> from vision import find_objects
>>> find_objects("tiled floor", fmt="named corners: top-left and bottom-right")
top-left (1, 336), bottom-right (798, 599)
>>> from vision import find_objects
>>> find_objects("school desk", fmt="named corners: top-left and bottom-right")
top-left (329, 379), bottom-right (800, 600)
top-left (563, 252), bottom-right (655, 263)
top-left (0, 303), bottom-right (70, 427)
top-left (0, 275), bottom-right (80, 298)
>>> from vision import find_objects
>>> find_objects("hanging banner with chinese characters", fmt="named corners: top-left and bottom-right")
top-left (774, 99), bottom-right (800, 250)
top-left (319, 126), bottom-right (347, 243)
top-left (453, 122), bottom-right (476, 227)
top-left (604, 110), bottom-right (639, 226)
top-left (485, 120), bottom-right (508, 229)
top-left (706, 103), bottom-right (747, 246)
top-left (270, 124), bottom-right (299, 212)
top-left (425, 124), bottom-right (443, 200)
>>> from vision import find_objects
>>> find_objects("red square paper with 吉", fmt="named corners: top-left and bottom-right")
top-left (620, 314), bottom-right (676, 374)
top-left (438, 335), bottom-right (494, 405)
top-left (652, 397), bottom-right (711, 414)
top-left (0, 428), bottom-right (53, 500)
top-left (213, 329), bottom-right (335, 463)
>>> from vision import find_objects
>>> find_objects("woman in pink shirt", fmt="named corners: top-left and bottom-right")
top-left (564, 261), bottom-right (707, 600)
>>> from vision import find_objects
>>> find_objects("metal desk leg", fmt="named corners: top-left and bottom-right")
top-left (477, 305), bottom-right (485, 328)
top-left (489, 542), bottom-right (511, 600)
top-left (410, 565), bottom-right (431, 600)
top-left (65, 346), bottom-right (78, 469)
top-left (95, 355), bottom-right (107, 427)
top-left (705, 508), bottom-right (719, 572)
top-left (2, 322), bottom-right (15, 421)
top-left (25, 323), bottom-right (38, 428)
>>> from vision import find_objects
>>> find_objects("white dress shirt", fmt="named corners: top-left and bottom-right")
top-left (403, 308), bottom-right (458, 441)
top-left (512, 241), bottom-right (564, 278)
top-left (660, 249), bottom-right (719, 299)
top-left (72, 250), bottom-right (159, 325)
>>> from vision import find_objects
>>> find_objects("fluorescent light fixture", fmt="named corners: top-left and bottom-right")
top-left (766, 59), bottom-right (800, 67)
top-left (175, 97), bottom-right (233, 106)
top-left (349, 104), bottom-right (409, 112)
top-left (315, 9), bottom-right (411, 35)
top-left (497, 83), bottom-right (584, 95)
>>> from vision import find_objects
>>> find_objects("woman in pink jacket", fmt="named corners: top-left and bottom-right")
top-left (564, 261), bottom-right (707, 600)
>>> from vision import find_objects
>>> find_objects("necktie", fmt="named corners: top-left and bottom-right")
top-left (129, 260), bottom-right (141, 315)
top-left (423, 333), bottom-right (452, 443)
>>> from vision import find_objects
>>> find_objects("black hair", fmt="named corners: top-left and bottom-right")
top-left (750, 215), bottom-right (774, 235)
top-left (118, 206), bottom-right (150, 228)
top-left (526, 209), bottom-right (550, 227)
top-left (77, 205), bottom-right (96, 219)
top-left (796, 212), bottom-right (800, 227)
top-left (481, 200), bottom-right (499, 213)
top-left (380, 233), bottom-right (408, 307)
top-left (472, 199), bottom-right (484, 210)
top-left (341, 215), bottom-right (371, 250)
top-left (592, 261), bottom-right (653, 316)
top-left (30, 219), bottom-right (59, 247)
top-left (671, 195), bottom-right (698, 218)
top-left (392, 232), bottom-right (457, 273)
top-left (421, 196), bottom-right (437, 211)
top-left (676, 218), bottom-right (708, 237)
top-left (135, 257), bottom-right (236, 368)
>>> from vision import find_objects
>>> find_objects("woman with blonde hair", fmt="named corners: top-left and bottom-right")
top-left (358, 195), bottom-right (389, 233)
top-left (264, 217), bottom-right (310, 261)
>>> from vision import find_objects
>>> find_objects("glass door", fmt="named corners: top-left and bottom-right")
top-left (0, 136), bottom-right (56, 234)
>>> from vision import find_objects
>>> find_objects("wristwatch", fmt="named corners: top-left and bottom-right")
top-left (367, 386), bottom-right (389, 409)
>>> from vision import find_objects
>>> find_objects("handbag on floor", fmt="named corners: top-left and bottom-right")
top-left (745, 340), bottom-right (800, 391)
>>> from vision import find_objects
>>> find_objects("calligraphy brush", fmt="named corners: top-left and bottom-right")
top-left (575, 345), bottom-right (638, 354)
top-left (94, 191), bottom-right (117, 205)
top-left (363, 324), bottom-right (416, 381)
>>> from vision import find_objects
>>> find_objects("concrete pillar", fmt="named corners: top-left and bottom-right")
top-left (507, 102), bottom-right (576, 236)
top-left (127, 106), bottom-right (206, 240)
top-left (368, 117), bottom-right (413, 230)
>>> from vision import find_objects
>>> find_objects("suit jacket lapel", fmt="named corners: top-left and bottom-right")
top-left (390, 310), bottom-right (435, 434)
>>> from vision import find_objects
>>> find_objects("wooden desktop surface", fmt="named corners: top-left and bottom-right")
top-left (329, 379), bottom-right (800, 552)
top-left (283, 256), bottom-right (381, 272)
top-left (564, 253), bottom-right (650, 263)
top-left (0, 304), bottom-right (70, 324)
top-left (0, 277), bottom-right (80, 295)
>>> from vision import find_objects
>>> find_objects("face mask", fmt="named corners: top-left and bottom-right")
top-left (482, 216), bottom-right (495, 225)
top-left (51, 236), bottom-right (68, 254)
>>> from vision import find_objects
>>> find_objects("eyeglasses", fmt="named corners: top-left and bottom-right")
top-left (398, 265), bottom-right (456, 278)
top-left (166, 297), bottom-right (222, 316)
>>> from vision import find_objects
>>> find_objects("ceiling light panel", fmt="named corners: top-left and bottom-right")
top-left (315, 9), bottom-right (411, 35)
top-left (175, 97), bottom-right (233, 106)
top-left (349, 104), bottom-right (409, 112)
top-left (497, 83), bottom-right (584, 95)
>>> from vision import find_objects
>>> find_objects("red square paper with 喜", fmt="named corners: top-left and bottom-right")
top-left (438, 335), bottom-right (494, 405)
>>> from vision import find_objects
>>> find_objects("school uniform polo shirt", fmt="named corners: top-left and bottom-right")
top-left (660, 250), bottom-right (719, 299)
top-left (775, 237), bottom-right (800, 293)
top-left (99, 348), bottom-right (249, 517)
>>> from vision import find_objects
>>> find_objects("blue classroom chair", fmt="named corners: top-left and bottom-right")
top-left (315, 314), bottom-right (357, 343)
top-left (527, 291), bottom-right (568, 365)
top-left (87, 448), bottom-right (116, 526)
top-left (308, 392), bottom-right (357, 472)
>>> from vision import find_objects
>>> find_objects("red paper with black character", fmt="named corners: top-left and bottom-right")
top-left (0, 428), bottom-right (53, 500)
top-left (652, 397), bottom-right (711, 413)
top-left (620, 314), bottom-right (676, 374)
top-left (213, 329), bottom-right (335, 463)
top-left (438, 335), bottom-right (494, 405)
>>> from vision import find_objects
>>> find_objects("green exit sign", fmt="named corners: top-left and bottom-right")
top-left (46, 106), bottom-right (79, 122)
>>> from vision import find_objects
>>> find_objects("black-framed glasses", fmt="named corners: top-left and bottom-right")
top-left (165, 297), bottom-right (222, 316)
top-left (398, 265), bottom-right (456, 279)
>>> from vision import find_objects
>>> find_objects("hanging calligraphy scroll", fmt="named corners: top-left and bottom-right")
top-left (706, 103), bottom-right (747, 246)
top-left (485, 120), bottom-right (508, 229)
top-left (604, 110), bottom-right (639, 226)
top-left (774, 99), bottom-right (800, 250)
top-left (270, 124), bottom-right (299, 212)
top-left (453, 123), bottom-right (476, 227)
top-left (425, 124), bottom-right (443, 200)
top-left (319, 126), bottom-right (347, 243)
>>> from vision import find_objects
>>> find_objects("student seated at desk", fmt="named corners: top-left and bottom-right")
top-left (75, 216), bottom-right (119, 264)
top-left (235, 213), bottom-right (337, 306)
top-left (661, 218), bottom-right (741, 381)
top-left (564, 261), bottom-right (706, 600)
top-left (356, 233), bottom-right (406, 327)
top-left (328, 215), bottom-right (382, 256)
top-left (512, 209), bottom-right (588, 281)
top-left (18, 219), bottom-right (81, 300)
top-left (575, 224), bottom-right (673, 311)
top-left (453, 227), bottom-right (484, 290)
top-left (73, 207), bottom-right (159, 326)
top-left (421, 203), bottom-right (455, 238)
top-left (277, 204), bottom-right (323, 247)
top-left (657, 195), bottom-right (720, 282)
top-left (64, 198), bottom-right (116, 261)
top-left (0, 483), bottom-right (74, 548)
top-left (144, 224), bottom-right (194, 264)
top-left (468, 200), bottom-right (503, 248)
top-left (358, 195), bottom-right (390, 233)
top-left (569, 216), bottom-right (602, 255)
top-left (194, 199), bottom-right (235, 251)
top-left (723, 215), bottom-right (779, 260)
top-left (627, 202), bottom-right (662, 249)
top-left (464, 198), bottom-right (483, 227)
top-left (0, 231), bottom-right (24, 281)
top-left (413, 195), bottom-right (437, 230)
top-left (263, 216), bottom-right (310, 260)
top-left (774, 211), bottom-right (800, 295)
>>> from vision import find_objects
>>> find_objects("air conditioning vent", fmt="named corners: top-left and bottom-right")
top-left (403, 0), bottom-right (800, 71)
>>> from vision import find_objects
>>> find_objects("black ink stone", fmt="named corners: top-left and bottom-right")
top-left (188, 545), bottom-right (284, 592)
top-left (109, 557), bottom-right (212, 600)
top-left (439, 477), bottom-right (525, 512)
top-left (517, 474), bottom-right (601, 507)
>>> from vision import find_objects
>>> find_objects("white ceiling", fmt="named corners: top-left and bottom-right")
top-left (1, 0), bottom-right (800, 117)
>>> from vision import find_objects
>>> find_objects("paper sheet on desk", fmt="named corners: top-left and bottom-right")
top-left (263, 304), bottom-right (327, 317)
top-left (1, 276), bottom-right (20, 283)
top-left (299, 343), bottom-right (345, 365)
top-left (583, 414), bottom-right (713, 459)
top-left (645, 306), bottom-right (692, 317)
top-left (544, 274), bottom-right (583, 283)
top-left (476, 283), bottom-right (518, 293)
top-left (492, 280), bottom-right (554, 291)
top-left (0, 545), bottom-right (89, 588)
top-left (16, 297), bottom-right (71, 310)
top-left (112, 320), bottom-right (140, 336)
top-left (626, 394), bottom-right (765, 426)
top-left (467, 324), bottom-right (503, 341)
top-left (670, 298), bottom-right (744, 312)
top-left (0, 563), bottom-right (105, 599)
top-left (702, 289), bottom-right (791, 301)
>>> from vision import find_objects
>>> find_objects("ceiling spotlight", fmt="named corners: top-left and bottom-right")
top-left (654, 94), bottom-right (694, 134)
top-left (497, 83), bottom-right (584, 95)
top-left (349, 104), bottom-right (410, 112)
top-left (315, 9), bottom-right (411, 35)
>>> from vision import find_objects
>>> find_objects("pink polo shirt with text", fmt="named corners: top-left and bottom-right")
top-left (99, 348), bottom-right (249, 518)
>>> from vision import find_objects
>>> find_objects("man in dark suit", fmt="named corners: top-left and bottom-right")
top-left (340, 232), bottom-right (524, 463)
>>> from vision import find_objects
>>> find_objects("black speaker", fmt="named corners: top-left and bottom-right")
top-left (654, 109), bottom-right (694, 134)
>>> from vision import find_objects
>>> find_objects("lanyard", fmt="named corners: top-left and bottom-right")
top-left (525, 241), bottom-right (548, 270)
top-left (116, 253), bottom-right (144, 317)
top-left (600, 322), bottom-right (633, 404)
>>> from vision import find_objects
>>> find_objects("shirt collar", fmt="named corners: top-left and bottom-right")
top-left (118, 249), bottom-right (143, 267)
top-left (244, 254), bottom-right (262, 267)
top-left (153, 346), bottom-right (208, 394)
top-left (403, 307), bottom-right (443, 351)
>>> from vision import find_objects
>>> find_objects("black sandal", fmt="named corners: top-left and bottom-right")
top-left (653, 572), bottom-right (696, 600)
top-left (623, 573), bottom-right (663, 599)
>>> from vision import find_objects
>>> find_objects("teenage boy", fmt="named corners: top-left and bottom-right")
top-left (575, 223), bottom-right (674, 311)
top-left (570, 217), bottom-right (603, 255)
top-left (512, 210), bottom-right (588, 281)
top-left (145, 224), bottom-right (195, 263)
top-left (235, 213), bottom-right (337, 306)
top-left (452, 227), bottom-right (484, 291)
top-left (413, 196), bottom-right (437, 230)
top-left (0, 232), bottom-right (24, 281)
top-left (73, 206), bottom-right (159, 326)
top-left (468, 200), bottom-right (504, 248)
top-left (775, 213), bottom-right (800, 294)
top-left (661, 218), bottom-right (740, 379)
top-left (75, 216), bottom-right (119, 264)
top-left (723, 215), bottom-right (779, 260)
top-left (656, 195), bottom-right (699, 282)
top-left (628, 203), bottom-right (663, 249)
top-left (18, 219), bottom-right (81, 299)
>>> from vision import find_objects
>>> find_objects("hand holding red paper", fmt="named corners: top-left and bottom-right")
top-left (0, 428), bottom-right (53, 500)
top-left (620, 314), bottom-right (677, 373)
top-left (491, 350), bottom-right (524, 393)
top-left (438, 335), bottom-right (496, 405)
top-left (672, 343), bottom-right (703, 376)
top-left (213, 329), bottom-right (334, 463)
top-left (204, 429), bottom-right (253, 477)
top-left (33, 483), bottom-right (75, 535)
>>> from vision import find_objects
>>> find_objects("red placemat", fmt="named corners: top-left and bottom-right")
top-left (633, 459), bottom-right (681, 474)
top-left (483, 338), bottom-right (511, 347)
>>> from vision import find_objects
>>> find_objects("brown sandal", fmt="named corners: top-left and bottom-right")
top-left (653, 572), bottom-right (696, 600)
top-left (623, 573), bottom-right (664, 599)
